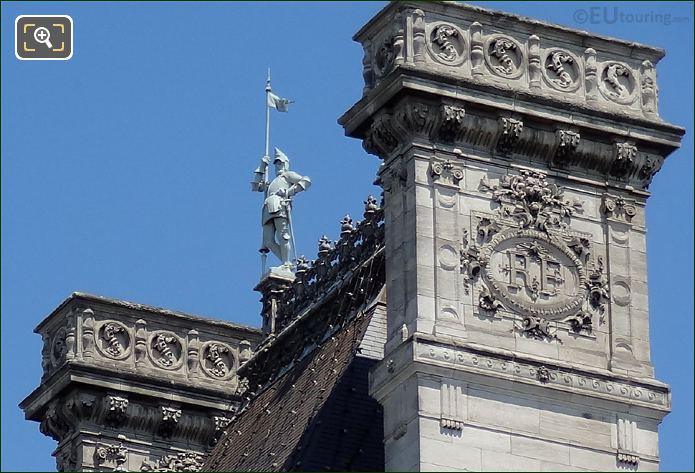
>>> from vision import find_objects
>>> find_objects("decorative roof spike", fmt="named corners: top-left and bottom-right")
top-left (340, 215), bottom-right (355, 238)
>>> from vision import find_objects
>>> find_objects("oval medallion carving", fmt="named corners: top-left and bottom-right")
top-left (599, 62), bottom-right (637, 104)
top-left (427, 23), bottom-right (467, 66)
top-left (201, 341), bottom-right (235, 380)
top-left (543, 49), bottom-right (581, 92)
top-left (148, 331), bottom-right (183, 369)
top-left (96, 321), bottom-right (131, 360)
top-left (50, 327), bottom-right (68, 367)
top-left (480, 229), bottom-right (587, 319)
top-left (485, 36), bottom-right (524, 79)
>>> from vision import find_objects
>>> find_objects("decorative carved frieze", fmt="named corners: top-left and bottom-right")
top-left (430, 158), bottom-right (463, 187)
top-left (141, 452), bottom-right (204, 472)
top-left (496, 117), bottom-right (523, 154)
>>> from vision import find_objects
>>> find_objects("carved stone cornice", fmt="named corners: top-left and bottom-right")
top-left (372, 336), bottom-right (670, 412)
top-left (344, 93), bottom-right (678, 191)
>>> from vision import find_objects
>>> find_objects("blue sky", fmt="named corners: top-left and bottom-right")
top-left (2, 2), bottom-right (692, 471)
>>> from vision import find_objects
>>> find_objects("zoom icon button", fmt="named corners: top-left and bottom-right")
top-left (16, 15), bottom-right (73, 60)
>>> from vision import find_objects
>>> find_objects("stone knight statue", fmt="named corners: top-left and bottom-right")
top-left (251, 147), bottom-right (311, 269)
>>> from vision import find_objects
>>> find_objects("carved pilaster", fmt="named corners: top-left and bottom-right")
top-left (470, 22), bottom-right (484, 76)
top-left (134, 319), bottom-right (147, 367)
top-left (187, 329), bottom-right (200, 378)
top-left (584, 48), bottom-right (598, 101)
top-left (640, 60), bottom-right (658, 117)
top-left (527, 35), bottom-right (541, 90)
top-left (361, 39), bottom-right (374, 95)
top-left (65, 310), bottom-right (76, 361)
top-left (410, 9), bottom-right (426, 63)
top-left (81, 308), bottom-right (95, 359)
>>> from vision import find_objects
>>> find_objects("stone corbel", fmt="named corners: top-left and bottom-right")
top-left (638, 154), bottom-right (664, 189)
top-left (394, 101), bottom-right (432, 137)
top-left (105, 395), bottom-right (129, 427)
top-left (496, 117), bottom-right (524, 155)
top-left (363, 114), bottom-right (400, 158)
top-left (159, 406), bottom-right (183, 438)
top-left (553, 129), bottom-right (580, 166)
top-left (611, 142), bottom-right (638, 179)
top-left (432, 103), bottom-right (466, 143)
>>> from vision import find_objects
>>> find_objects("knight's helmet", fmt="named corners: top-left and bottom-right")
top-left (273, 147), bottom-right (290, 167)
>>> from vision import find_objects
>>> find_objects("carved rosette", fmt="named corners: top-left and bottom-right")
top-left (148, 331), bottom-right (184, 370)
top-left (201, 341), bottom-right (236, 380)
top-left (485, 35), bottom-right (524, 79)
top-left (96, 321), bottom-right (132, 360)
top-left (426, 22), bottom-right (467, 66)
top-left (599, 62), bottom-right (637, 104)
top-left (542, 49), bottom-right (581, 92)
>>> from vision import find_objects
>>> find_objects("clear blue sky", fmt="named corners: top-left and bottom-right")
top-left (2, 2), bottom-right (692, 471)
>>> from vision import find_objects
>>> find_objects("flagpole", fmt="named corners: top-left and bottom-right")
top-left (260, 69), bottom-right (272, 275)
top-left (264, 68), bottom-right (271, 159)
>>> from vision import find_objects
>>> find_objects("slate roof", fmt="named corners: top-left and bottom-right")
top-left (204, 204), bottom-right (387, 472)
top-left (204, 302), bottom-right (384, 472)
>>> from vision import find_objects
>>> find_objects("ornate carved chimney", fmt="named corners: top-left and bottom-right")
top-left (340, 2), bottom-right (684, 471)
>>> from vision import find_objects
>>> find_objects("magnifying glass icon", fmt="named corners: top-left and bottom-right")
top-left (33, 27), bottom-right (53, 49)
